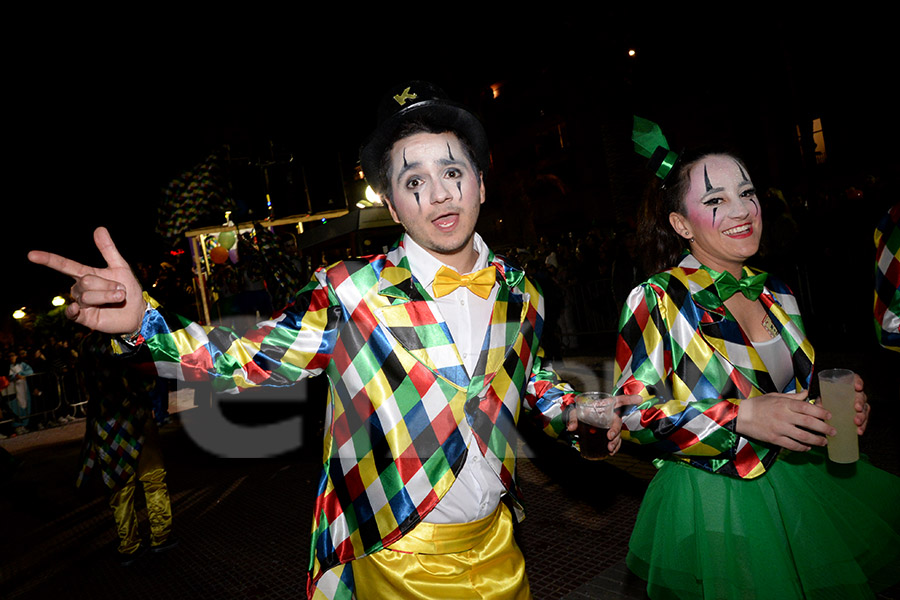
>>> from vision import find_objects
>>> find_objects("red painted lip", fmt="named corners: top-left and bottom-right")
top-left (723, 223), bottom-right (754, 239)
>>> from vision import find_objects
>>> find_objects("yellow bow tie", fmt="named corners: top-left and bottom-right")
top-left (432, 265), bottom-right (496, 299)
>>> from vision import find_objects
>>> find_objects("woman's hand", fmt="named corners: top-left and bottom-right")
top-left (28, 227), bottom-right (145, 335)
top-left (567, 393), bottom-right (643, 456)
top-left (813, 374), bottom-right (870, 435)
top-left (735, 390), bottom-right (835, 451)
top-left (851, 374), bottom-right (870, 435)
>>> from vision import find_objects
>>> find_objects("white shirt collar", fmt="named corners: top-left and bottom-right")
top-left (403, 233), bottom-right (491, 288)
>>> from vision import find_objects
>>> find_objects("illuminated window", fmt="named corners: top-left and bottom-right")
top-left (797, 118), bottom-right (827, 164)
top-left (811, 118), bottom-right (826, 164)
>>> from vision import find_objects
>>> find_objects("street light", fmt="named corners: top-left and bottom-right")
top-left (365, 186), bottom-right (383, 206)
top-left (357, 186), bottom-right (385, 210)
top-left (12, 308), bottom-right (26, 320)
top-left (51, 296), bottom-right (66, 307)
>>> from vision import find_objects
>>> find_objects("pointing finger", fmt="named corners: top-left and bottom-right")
top-left (27, 249), bottom-right (93, 279)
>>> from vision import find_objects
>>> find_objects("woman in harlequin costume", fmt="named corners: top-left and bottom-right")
top-left (615, 120), bottom-right (900, 599)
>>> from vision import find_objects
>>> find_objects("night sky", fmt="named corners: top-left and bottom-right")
top-left (4, 10), bottom-right (891, 321)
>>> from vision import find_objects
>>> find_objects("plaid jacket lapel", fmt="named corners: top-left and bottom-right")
top-left (464, 258), bottom-right (535, 498)
top-left (759, 279), bottom-right (815, 390)
top-left (468, 255), bottom-right (528, 391)
top-left (374, 246), bottom-right (469, 390)
top-left (685, 256), bottom-right (812, 395)
top-left (684, 259), bottom-right (774, 395)
top-left (375, 243), bottom-right (538, 499)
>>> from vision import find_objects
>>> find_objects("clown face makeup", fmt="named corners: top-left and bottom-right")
top-left (384, 131), bottom-right (485, 273)
top-left (669, 154), bottom-right (762, 276)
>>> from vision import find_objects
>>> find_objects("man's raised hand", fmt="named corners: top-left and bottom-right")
top-left (28, 227), bottom-right (145, 335)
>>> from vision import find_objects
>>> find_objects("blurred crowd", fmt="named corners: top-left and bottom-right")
top-left (1, 337), bottom-right (83, 438)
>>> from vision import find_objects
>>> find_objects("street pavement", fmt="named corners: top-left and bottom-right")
top-left (2, 350), bottom-right (898, 600)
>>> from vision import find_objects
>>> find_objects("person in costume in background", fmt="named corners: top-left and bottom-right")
top-left (7, 351), bottom-right (34, 435)
top-left (77, 332), bottom-right (178, 565)
top-left (874, 202), bottom-right (900, 352)
top-left (614, 125), bottom-right (900, 599)
top-left (29, 81), bottom-right (639, 600)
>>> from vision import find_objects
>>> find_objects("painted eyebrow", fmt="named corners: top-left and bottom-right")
top-left (700, 165), bottom-right (723, 199)
top-left (703, 165), bottom-right (713, 192)
top-left (393, 157), bottom-right (464, 184)
top-left (735, 161), bottom-right (751, 184)
top-left (394, 159), bottom-right (421, 184)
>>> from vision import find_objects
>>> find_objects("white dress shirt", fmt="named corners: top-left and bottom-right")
top-left (403, 233), bottom-right (506, 524)
top-left (751, 333), bottom-right (794, 392)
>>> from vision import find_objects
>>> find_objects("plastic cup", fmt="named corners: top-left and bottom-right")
top-left (818, 369), bottom-right (859, 464)
top-left (575, 392), bottom-right (615, 460)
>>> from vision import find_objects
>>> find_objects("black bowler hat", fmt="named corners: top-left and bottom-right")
top-left (359, 80), bottom-right (490, 195)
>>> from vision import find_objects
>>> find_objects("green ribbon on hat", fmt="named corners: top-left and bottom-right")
top-left (633, 116), bottom-right (680, 180)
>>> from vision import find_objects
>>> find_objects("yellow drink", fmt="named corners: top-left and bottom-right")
top-left (818, 369), bottom-right (859, 464)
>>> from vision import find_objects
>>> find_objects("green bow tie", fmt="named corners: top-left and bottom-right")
top-left (713, 270), bottom-right (768, 301)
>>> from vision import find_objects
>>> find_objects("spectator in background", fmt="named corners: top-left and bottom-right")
top-left (874, 202), bottom-right (900, 352)
top-left (7, 351), bottom-right (33, 435)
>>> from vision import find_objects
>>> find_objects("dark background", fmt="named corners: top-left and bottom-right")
top-left (4, 10), bottom-right (894, 342)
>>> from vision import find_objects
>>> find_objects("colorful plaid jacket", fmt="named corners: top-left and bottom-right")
top-left (134, 237), bottom-right (574, 599)
top-left (874, 203), bottom-right (900, 352)
top-left (614, 253), bottom-right (814, 480)
top-left (76, 333), bottom-right (154, 491)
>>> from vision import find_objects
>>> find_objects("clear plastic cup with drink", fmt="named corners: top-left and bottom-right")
top-left (818, 368), bottom-right (859, 464)
top-left (574, 392), bottom-right (616, 460)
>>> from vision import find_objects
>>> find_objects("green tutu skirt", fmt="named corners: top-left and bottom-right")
top-left (627, 449), bottom-right (900, 599)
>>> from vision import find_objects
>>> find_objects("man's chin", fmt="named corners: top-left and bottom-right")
top-left (431, 237), bottom-right (474, 257)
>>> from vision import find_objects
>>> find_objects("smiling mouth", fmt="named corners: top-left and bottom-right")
top-left (723, 223), bottom-right (753, 236)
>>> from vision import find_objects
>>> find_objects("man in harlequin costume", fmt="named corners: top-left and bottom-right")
top-left (28, 81), bottom-right (637, 599)
top-left (76, 331), bottom-right (178, 566)
top-left (874, 202), bottom-right (900, 352)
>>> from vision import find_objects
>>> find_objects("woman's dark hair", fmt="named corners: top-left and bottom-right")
top-left (637, 148), bottom-right (747, 275)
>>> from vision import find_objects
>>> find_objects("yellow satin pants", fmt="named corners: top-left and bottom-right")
top-left (351, 503), bottom-right (531, 599)
top-left (108, 418), bottom-right (173, 554)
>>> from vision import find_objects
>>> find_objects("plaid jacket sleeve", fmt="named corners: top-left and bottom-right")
top-left (874, 203), bottom-right (900, 352)
top-left (511, 273), bottom-right (576, 440)
top-left (523, 347), bottom-right (577, 439)
top-left (136, 269), bottom-right (340, 392)
top-left (613, 281), bottom-right (740, 459)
